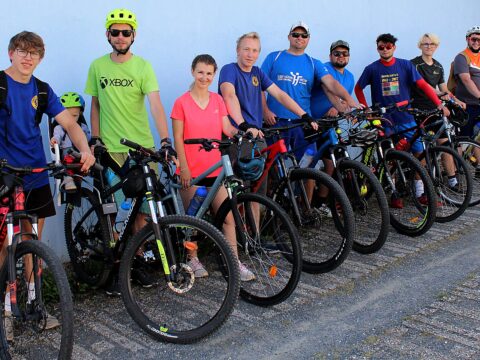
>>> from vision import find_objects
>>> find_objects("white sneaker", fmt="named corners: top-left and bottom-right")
top-left (187, 257), bottom-right (209, 278)
top-left (239, 261), bottom-right (255, 282)
top-left (61, 176), bottom-right (77, 193)
top-left (4, 311), bottom-right (13, 342)
top-left (318, 204), bottom-right (332, 218)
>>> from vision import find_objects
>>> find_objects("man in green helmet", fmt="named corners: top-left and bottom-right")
top-left (85, 8), bottom-right (171, 295)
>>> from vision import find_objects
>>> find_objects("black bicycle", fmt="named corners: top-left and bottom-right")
top-left (64, 142), bottom-right (240, 343)
top-left (0, 159), bottom-right (75, 359)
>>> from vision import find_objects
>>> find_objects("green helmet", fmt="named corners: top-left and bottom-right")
top-left (60, 92), bottom-right (85, 111)
top-left (105, 8), bottom-right (137, 30)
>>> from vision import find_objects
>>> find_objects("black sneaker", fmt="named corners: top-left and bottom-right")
top-left (131, 263), bottom-right (156, 288)
top-left (105, 278), bottom-right (121, 296)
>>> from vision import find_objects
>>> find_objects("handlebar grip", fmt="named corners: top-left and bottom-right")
top-left (67, 149), bottom-right (103, 172)
top-left (184, 138), bottom-right (207, 145)
top-left (120, 138), bottom-right (157, 156)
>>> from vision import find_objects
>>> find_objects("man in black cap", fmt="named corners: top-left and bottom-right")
top-left (311, 40), bottom-right (355, 118)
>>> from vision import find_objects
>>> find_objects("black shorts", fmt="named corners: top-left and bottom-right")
top-left (25, 184), bottom-right (56, 218)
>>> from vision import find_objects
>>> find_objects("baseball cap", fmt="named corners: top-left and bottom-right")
top-left (290, 21), bottom-right (310, 35)
top-left (330, 40), bottom-right (350, 52)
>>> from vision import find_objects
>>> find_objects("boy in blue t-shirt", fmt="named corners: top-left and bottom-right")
top-left (0, 31), bottom-right (94, 340)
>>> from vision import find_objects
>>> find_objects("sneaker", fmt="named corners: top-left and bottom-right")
top-left (186, 257), bottom-right (209, 278)
top-left (239, 261), bottom-right (255, 282)
top-left (44, 312), bottom-right (60, 330)
top-left (61, 176), bottom-right (77, 193)
top-left (105, 277), bottom-right (121, 296)
top-left (318, 204), bottom-right (333, 218)
top-left (131, 263), bottom-right (156, 288)
top-left (417, 194), bottom-right (428, 206)
top-left (390, 195), bottom-right (404, 209)
top-left (4, 311), bottom-right (13, 342)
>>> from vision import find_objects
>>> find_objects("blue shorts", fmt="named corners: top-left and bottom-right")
top-left (386, 121), bottom-right (424, 154)
top-left (267, 118), bottom-right (312, 161)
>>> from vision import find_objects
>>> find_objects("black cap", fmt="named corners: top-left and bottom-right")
top-left (330, 40), bottom-right (350, 53)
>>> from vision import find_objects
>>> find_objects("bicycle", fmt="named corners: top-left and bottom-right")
top-left (160, 134), bottom-right (302, 306)
top-left (349, 105), bottom-right (438, 237)
top-left (392, 105), bottom-right (473, 223)
top-left (252, 122), bottom-right (356, 272)
top-left (276, 117), bottom-right (389, 255)
top-left (64, 142), bottom-right (240, 343)
top-left (0, 158), bottom-right (75, 359)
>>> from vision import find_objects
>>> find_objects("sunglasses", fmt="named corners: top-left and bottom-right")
top-left (377, 43), bottom-right (394, 51)
top-left (469, 37), bottom-right (480, 43)
top-left (332, 50), bottom-right (350, 57)
top-left (291, 32), bottom-right (309, 39)
top-left (109, 29), bottom-right (134, 37)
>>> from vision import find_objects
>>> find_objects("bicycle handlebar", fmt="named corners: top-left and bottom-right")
top-left (119, 138), bottom-right (174, 163)
top-left (67, 149), bottom-right (103, 172)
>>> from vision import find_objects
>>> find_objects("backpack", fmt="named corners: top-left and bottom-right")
top-left (447, 51), bottom-right (471, 95)
top-left (0, 70), bottom-right (49, 126)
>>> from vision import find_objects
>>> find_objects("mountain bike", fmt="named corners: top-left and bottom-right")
top-left (349, 105), bottom-right (437, 237)
top-left (64, 142), bottom-right (240, 343)
top-left (252, 122), bottom-right (355, 272)
top-left (0, 159), bottom-right (75, 359)
top-left (159, 134), bottom-right (302, 306)
top-left (297, 117), bottom-right (390, 255)
top-left (392, 106), bottom-right (473, 223)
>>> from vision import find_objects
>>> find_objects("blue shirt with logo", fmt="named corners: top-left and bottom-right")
top-left (311, 62), bottom-right (355, 117)
top-left (218, 63), bottom-right (273, 128)
top-left (261, 51), bottom-right (329, 118)
top-left (356, 58), bottom-right (422, 125)
top-left (0, 74), bottom-right (64, 189)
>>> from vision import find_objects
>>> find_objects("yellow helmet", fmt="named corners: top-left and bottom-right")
top-left (105, 9), bottom-right (137, 30)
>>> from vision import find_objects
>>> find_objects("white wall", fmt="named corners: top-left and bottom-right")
top-left (1, 0), bottom-right (477, 258)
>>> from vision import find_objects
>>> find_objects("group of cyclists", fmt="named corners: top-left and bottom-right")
top-left (1, 5), bottom-right (480, 355)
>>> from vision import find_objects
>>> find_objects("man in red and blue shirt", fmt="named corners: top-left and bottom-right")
top-left (355, 33), bottom-right (449, 154)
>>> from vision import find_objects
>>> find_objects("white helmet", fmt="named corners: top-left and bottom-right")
top-left (466, 26), bottom-right (480, 37)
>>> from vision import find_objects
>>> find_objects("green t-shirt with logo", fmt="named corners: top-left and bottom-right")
top-left (85, 54), bottom-right (158, 152)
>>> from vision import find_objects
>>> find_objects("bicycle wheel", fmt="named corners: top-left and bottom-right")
top-left (422, 145), bottom-right (472, 223)
top-left (380, 149), bottom-right (437, 237)
top-left (0, 240), bottom-right (74, 359)
top-left (271, 168), bottom-right (354, 273)
top-left (118, 215), bottom-right (240, 344)
top-left (64, 187), bottom-right (111, 287)
top-left (338, 159), bottom-right (390, 254)
top-left (455, 138), bottom-right (480, 206)
top-left (214, 192), bottom-right (302, 306)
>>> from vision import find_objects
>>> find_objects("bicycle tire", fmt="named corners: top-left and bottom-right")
top-left (379, 149), bottom-right (437, 237)
top-left (214, 192), bottom-right (302, 306)
top-left (0, 240), bottom-right (74, 359)
top-left (118, 215), bottom-right (240, 344)
top-left (454, 138), bottom-right (480, 206)
top-left (64, 187), bottom-right (112, 287)
top-left (338, 159), bottom-right (390, 254)
top-left (271, 168), bottom-right (354, 273)
top-left (421, 145), bottom-right (472, 222)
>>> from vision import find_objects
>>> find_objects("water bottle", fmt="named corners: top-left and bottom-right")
top-left (104, 168), bottom-right (119, 186)
top-left (186, 186), bottom-right (208, 216)
top-left (298, 146), bottom-right (316, 168)
top-left (114, 199), bottom-right (132, 233)
top-left (395, 138), bottom-right (408, 151)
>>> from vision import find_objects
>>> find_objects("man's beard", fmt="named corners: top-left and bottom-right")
top-left (333, 62), bottom-right (347, 69)
top-left (468, 45), bottom-right (480, 53)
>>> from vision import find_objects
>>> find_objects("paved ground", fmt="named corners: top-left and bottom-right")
top-left (14, 206), bottom-right (480, 359)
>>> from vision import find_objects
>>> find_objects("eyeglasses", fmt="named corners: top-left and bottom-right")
top-left (377, 44), bottom-right (394, 51)
top-left (15, 48), bottom-right (41, 60)
top-left (332, 50), bottom-right (350, 57)
top-left (290, 32), bottom-right (309, 39)
top-left (469, 37), bottom-right (480, 43)
top-left (421, 43), bottom-right (437, 47)
top-left (109, 29), bottom-right (134, 37)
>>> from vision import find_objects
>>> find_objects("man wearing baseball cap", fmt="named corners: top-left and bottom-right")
top-left (261, 21), bottom-right (359, 160)
top-left (311, 40), bottom-right (355, 118)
